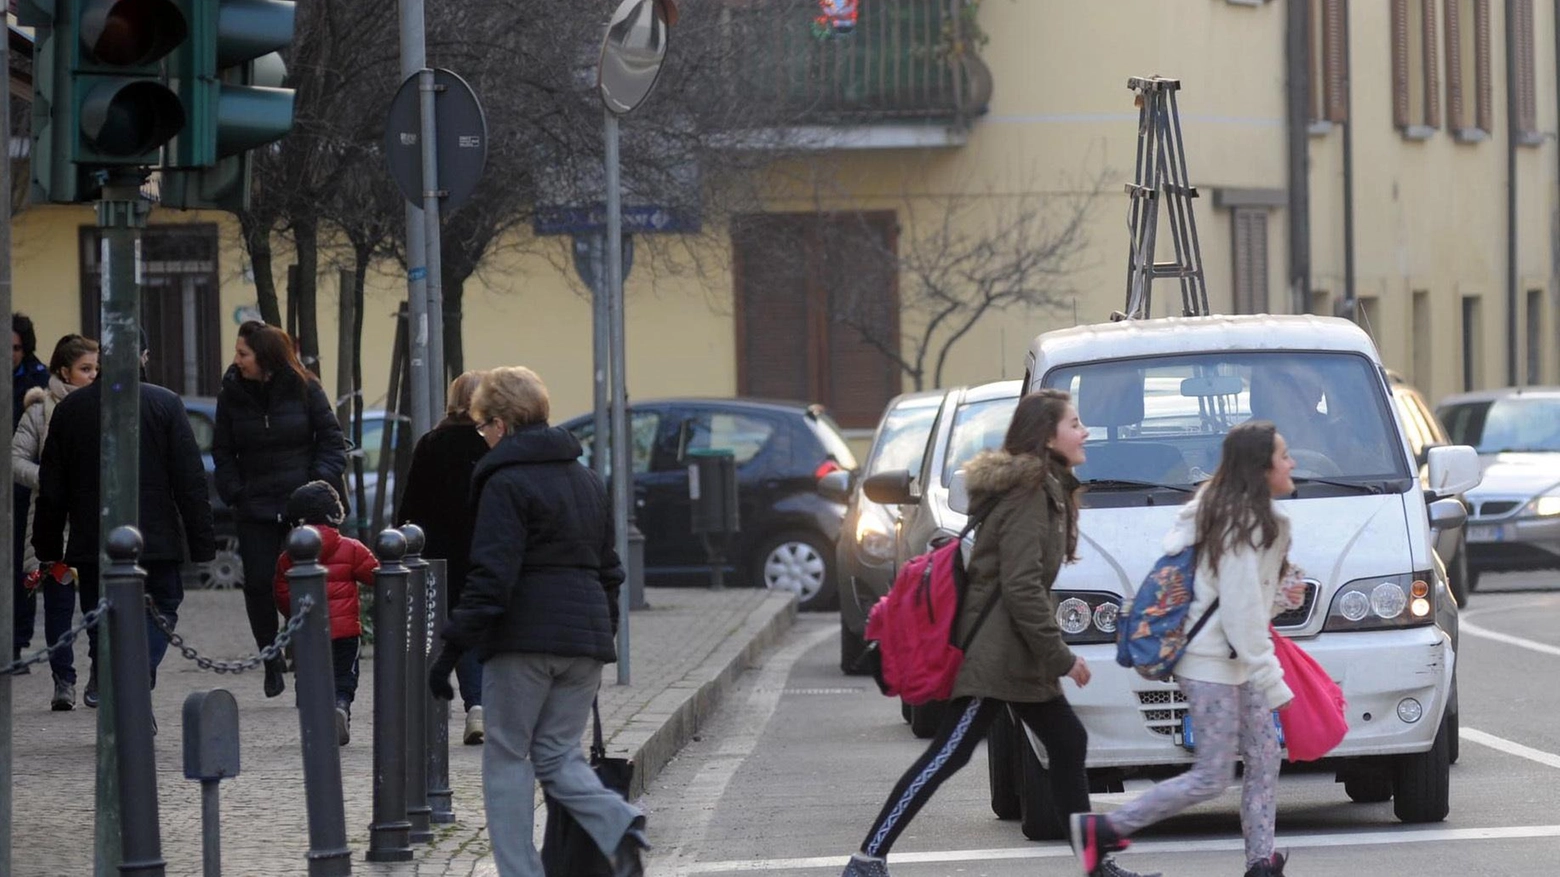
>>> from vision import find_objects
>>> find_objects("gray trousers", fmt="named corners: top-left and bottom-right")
top-left (482, 652), bottom-right (641, 877)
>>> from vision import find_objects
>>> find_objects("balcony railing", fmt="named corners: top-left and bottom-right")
top-left (725, 0), bottom-right (991, 126)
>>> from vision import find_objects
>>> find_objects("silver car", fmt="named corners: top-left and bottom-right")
top-left (1437, 386), bottom-right (1560, 590)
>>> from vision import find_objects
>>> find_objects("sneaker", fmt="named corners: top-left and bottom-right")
top-left (83, 667), bottom-right (99, 708)
top-left (610, 817), bottom-right (650, 877)
top-left (263, 657), bottom-right (286, 698)
top-left (336, 707), bottom-right (351, 746)
top-left (1243, 851), bottom-right (1288, 877)
top-left (1100, 856), bottom-right (1161, 877)
top-left (841, 852), bottom-right (891, 876)
top-left (463, 705), bottom-right (485, 745)
top-left (1070, 813), bottom-right (1130, 877)
top-left (51, 677), bottom-right (75, 711)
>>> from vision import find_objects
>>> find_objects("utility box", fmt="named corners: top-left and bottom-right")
top-left (687, 449), bottom-right (739, 589)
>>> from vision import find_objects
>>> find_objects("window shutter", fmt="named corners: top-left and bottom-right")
top-left (1475, 0), bottom-right (1493, 132)
top-left (1422, 0), bottom-right (1441, 128)
top-left (1308, 0), bottom-right (1322, 121)
top-left (733, 216), bottom-right (814, 403)
top-left (1514, 0), bottom-right (1537, 134)
top-left (820, 214), bottom-right (900, 429)
top-left (1232, 209), bottom-right (1270, 316)
top-left (1392, 0), bottom-right (1411, 128)
top-left (1444, 0), bottom-right (1464, 130)
top-left (1323, 0), bottom-right (1349, 121)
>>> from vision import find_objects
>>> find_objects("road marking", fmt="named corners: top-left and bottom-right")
top-left (1460, 599), bottom-right (1560, 658)
top-left (1463, 726), bottom-right (1560, 770)
top-left (679, 824), bottom-right (1560, 873)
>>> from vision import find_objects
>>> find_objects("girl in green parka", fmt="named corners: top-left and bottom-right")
top-left (842, 390), bottom-right (1153, 877)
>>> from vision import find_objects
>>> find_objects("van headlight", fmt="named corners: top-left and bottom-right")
top-left (1056, 592), bottom-right (1122, 645)
top-left (1323, 572), bottom-right (1434, 631)
top-left (854, 505), bottom-right (896, 565)
top-left (1524, 494), bottom-right (1560, 517)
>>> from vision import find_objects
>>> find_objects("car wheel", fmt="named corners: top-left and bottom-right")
top-left (1466, 564), bottom-right (1481, 594)
top-left (752, 531), bottom-right (836, 611)
top-left (1343, 767), bottom-right (1394, 803)
top-left (987, 707), bottom-right (1021, 820)
top-left (1447, 707), bottom-right (1460, 766)
top-left (1018, 730), bottom-right (1065, 840)
top-left (1392, 713), bottom-right (1451, 823)
top-left (195, 536), bottom-right (244, 590)
top-left (840, 618), bottom-right (869, 676)
top-left (1449, 545), bottom-right (1470, 608)
top-left (909, 700), bottom-right (945, 739)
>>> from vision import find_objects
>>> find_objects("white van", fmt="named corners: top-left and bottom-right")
top-left (973, 314), bottom-right (1481, 840)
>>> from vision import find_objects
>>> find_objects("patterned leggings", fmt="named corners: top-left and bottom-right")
top-left (1106, 679), bottom-right (1280, 867)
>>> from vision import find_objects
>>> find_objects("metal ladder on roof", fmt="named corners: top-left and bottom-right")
top-left (1117, 76), bottom-right (1209, 321)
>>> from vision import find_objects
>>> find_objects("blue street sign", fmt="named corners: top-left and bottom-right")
top-left (533, 202), bottom-right (700, 236)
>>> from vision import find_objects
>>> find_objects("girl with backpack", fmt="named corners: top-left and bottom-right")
top-left (843, 390), bottom-right (1150, 877)
top-left (1070, 420), bottom-right (1298, 877)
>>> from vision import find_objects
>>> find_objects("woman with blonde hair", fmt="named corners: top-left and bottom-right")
top-left (428, 366), bottom-right (647, 877)
top-left (400, 369), bottom-right (492, 743)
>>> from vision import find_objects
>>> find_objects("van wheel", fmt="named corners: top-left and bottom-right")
top-left (840, 619), bottom-right (869, 675)
top-left (1447, 708), bottom-right (1460, 766)
top-left (1343, 768), bottom-right (1394, 803)
top-left (987, 708), bottom-right (1021, 820)
top-left (909, 701), bottom-right (945, 739)
top-left (1449, 547), bottom-right (1470, 608)
top-left (1018, 732), bottom-right (1065, 840)
top-left (1466, 565), bottom-right (1481, 594)
top-left (1393, 714), bottom-right (1452, 823)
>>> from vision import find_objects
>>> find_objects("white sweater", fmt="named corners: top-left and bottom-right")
top-left (1165, 493), bottom-right (1295, 709)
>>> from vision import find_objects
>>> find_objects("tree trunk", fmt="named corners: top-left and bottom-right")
top-left (335, 268), bottom-right (356, 430)
top-left (241, 213), bottom-right (282, 327)
top-left (292, 214), bottom-right (321, 376)
top-left (441, 267), bottom-right (465, 380)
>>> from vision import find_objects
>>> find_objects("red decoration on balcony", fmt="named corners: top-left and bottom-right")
top-left (814, 0), bottom-right (859, 38)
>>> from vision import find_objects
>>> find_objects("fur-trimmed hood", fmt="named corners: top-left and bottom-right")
top-left (22, 385), bottom-right (48, 409)
top-left (964, 449), bottom-right (1074, 500)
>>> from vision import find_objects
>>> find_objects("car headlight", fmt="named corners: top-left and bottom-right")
top-left (1525, 494), bottom-right (1560, 517)
top-left (854, 505), bottom-right (896, 565)
top-left (1056, 592), bottom-right (1122, 645)
top-left (1322, 572), bottom-right (1434, 632)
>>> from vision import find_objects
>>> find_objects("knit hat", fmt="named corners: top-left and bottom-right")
top-left (286, 480), bottom-right (345, 527)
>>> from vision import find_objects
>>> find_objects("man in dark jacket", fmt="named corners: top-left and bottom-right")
top-left (33, 342), bottom-right (216, 704)
top-left (12, 313), bottom-right (50, 663)
top-left (428, 366), bottom-right (645, 877)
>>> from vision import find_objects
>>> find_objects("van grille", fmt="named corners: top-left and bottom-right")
top-left (1137, 689), bottom-right (1188, 736)
top-left (1476, 500), bottom-right (1520, 518)
top-left (1272, 581), bottom-right (1319, 629)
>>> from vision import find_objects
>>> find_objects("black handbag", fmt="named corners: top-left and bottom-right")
top-left (541, 697), bottom-right (634, 877)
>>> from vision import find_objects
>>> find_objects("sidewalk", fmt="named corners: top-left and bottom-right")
top-left (9, 584), bottom-right (797, 877)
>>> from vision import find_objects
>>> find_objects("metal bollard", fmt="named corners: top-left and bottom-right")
top-left (366, 529), bottom-right (413, 863)
top-left (286, 526), bottom-right (352, 876)
top-left (400, 523), bottom-right (433, 843)
top-left (425, 558), bottom-right (455, 824)
top-left (105, 526), bottom-right (166, 877)
top-left (183, 690), bottom-right (240, 877)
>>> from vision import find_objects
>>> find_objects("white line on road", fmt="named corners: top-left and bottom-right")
top-left (1460, 598), bottom-right (1560, 658)
top-left (680, 824), bottom-right (1560, 873)
top-left (1462, 726), bottom-right (1560, 770)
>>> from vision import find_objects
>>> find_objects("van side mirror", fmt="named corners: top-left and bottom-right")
top-left (947, 469), bottom-right (970, 515)
top-left (862, 469), bottom-right (914, 505)
top-left (818, 469), bottom-right (853, 503)
top-left (1416, 441), bottom-right (1447, 469)
top-left (1428, 498), bottom-right (1467, 532)
top-left (1426, 445), bottom-right (1481, 497)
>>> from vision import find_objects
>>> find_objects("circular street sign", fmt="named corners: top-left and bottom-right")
top-left (598, 0), bottom-right (673, 115)
top-left (384, 68), bottom-right (488, 212)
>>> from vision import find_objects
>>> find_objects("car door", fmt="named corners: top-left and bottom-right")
top-left (563, 406), bottom-right (676, 574)
top-left (632, 406), bottom-right (696, 577)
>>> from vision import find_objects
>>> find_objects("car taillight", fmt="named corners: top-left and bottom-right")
top-left (814, 459), bottom-right (843, 480)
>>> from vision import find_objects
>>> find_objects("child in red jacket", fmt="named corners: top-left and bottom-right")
top-left (274, 480), bottom-right (377, 746)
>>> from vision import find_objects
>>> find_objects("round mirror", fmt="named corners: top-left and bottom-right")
top-left (597, 0), bottom-right (673, 114)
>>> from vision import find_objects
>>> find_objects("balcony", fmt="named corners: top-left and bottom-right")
top-left (721, 0), bottom-right (991, 149)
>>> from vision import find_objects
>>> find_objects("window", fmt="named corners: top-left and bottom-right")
top-left (1510, 0), bottom-right (1541, 143)
top-left (572, 411), bottom-right (663, 476)
top-left (940, 395), bottom-right (1021, 487)
top-left (1528, 289), bottom-right (1545, 384)
top-left (1392, 0), bottom-right (1441, 137)
top-left (866, 402), bottom-right (939, 477)
top-left (185, 412), bottom-right (215, 455)
top-left (1310, 0), bottom-right (1350, 126)
top-left (1461, 295), bottom-right (1483, 390)
top-left (1412, 290), bottom-right (1432, 386)
top-left (1440, 395), bottom-right (1560, 452)
top-left (1444, 0), bottom-right (1493, 139)
top-left (680, 412), bottom-right (775, 465)
top-left (1231, 208), bottom-right (1269, 314)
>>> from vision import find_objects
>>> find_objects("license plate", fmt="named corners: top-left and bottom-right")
top-left (1468, 524), bottom-right (1506, 543)
top-left (1177, 711), bottom-right (1285, 752)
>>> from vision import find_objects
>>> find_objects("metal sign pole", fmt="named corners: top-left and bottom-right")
top-left (605, 110), bottom-right (631, 685)
top-left (418, 68), bottom-right (446, 411)
top-left (397, 0), bottom-right (432, 438)
top-left (0, 19), bottom-right (13, 874)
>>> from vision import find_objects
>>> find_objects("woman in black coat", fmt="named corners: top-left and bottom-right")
top-left (399, 369), bottom-right (490, 744)
top-left (213, 321), bottom-right (345, 698)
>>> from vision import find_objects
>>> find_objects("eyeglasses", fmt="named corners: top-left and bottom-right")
top-left (475, 418), bottom-right (499, 436)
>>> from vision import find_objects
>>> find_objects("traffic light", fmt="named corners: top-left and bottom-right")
top-left (20, 0), bottom-right (191, 203)
top-left (161, 0), bottom-right (298, 212)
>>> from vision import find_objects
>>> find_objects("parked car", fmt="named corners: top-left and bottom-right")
top-left (182, 397), bottom-right (405, 588)
top-left (559, 398), bottom-right (856, 610)
top-left (1387, 370), bottom-right (1472, 605)
top-left (823, 390), bottom-right (944, 674)
top-left (861, 379), bottom-right (1022, 735)
top-left (1436, 386), bottom-right (1560, 591)
top-left (969, 315), bottom-right (1477, 840)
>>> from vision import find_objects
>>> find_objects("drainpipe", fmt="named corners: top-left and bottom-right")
top-left (1505, 0), bottom-right (1521, 386)
top-left (1287, 0), bottom-right (1312, 315)
top-left (1342, 3), bottom-right (1357, 320)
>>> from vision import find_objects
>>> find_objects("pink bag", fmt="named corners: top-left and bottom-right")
top-left (1270, 625), bottom-right (1348, 762)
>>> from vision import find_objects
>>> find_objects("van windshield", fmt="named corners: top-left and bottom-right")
top-left (1041, 352), bottom-right (1411, 491)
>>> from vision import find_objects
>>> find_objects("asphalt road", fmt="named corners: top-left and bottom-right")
top-left (642, 571), bottom-right (1560, 876)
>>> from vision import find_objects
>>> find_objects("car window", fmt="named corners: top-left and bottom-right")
top-left (681, 412), bottom-right (775, 465)
top-left (806, 409), bottom-right (860, 470)
top-left (941, 395), bottom-right (1021, 486)
top-left (1439, 396), bottom-right (1560, 453)
top-left (186, 412), bottom-right (215, 454)
top-left (358, 419), bottom-right (387, 471)
top-left (867, 403), bottom-right (939, 476)
top-left (1041, 351), bottom-right (1409, 483)
top-left (1392, 390), bottom-right (1432, 458)
top-left (571, 411), bottom-right (663, 475)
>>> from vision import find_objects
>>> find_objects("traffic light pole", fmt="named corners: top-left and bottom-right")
top-left (397, 0), bottom-right (433, 438)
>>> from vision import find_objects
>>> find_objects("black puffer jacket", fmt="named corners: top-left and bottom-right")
top-left (32, 380), bottom-right (216, 566)
top-left (398, 418), bottom-right (490, 607)
top-left (443, 424), bottom-right (623, 663)
top-left (212, 365), bottom-right (346, 524)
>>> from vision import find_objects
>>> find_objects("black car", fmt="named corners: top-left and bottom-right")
top-left (561, 398), bottom-right (856, 610)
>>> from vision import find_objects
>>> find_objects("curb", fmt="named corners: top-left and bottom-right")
top-left (618, 592), bottom-right (798, 799)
